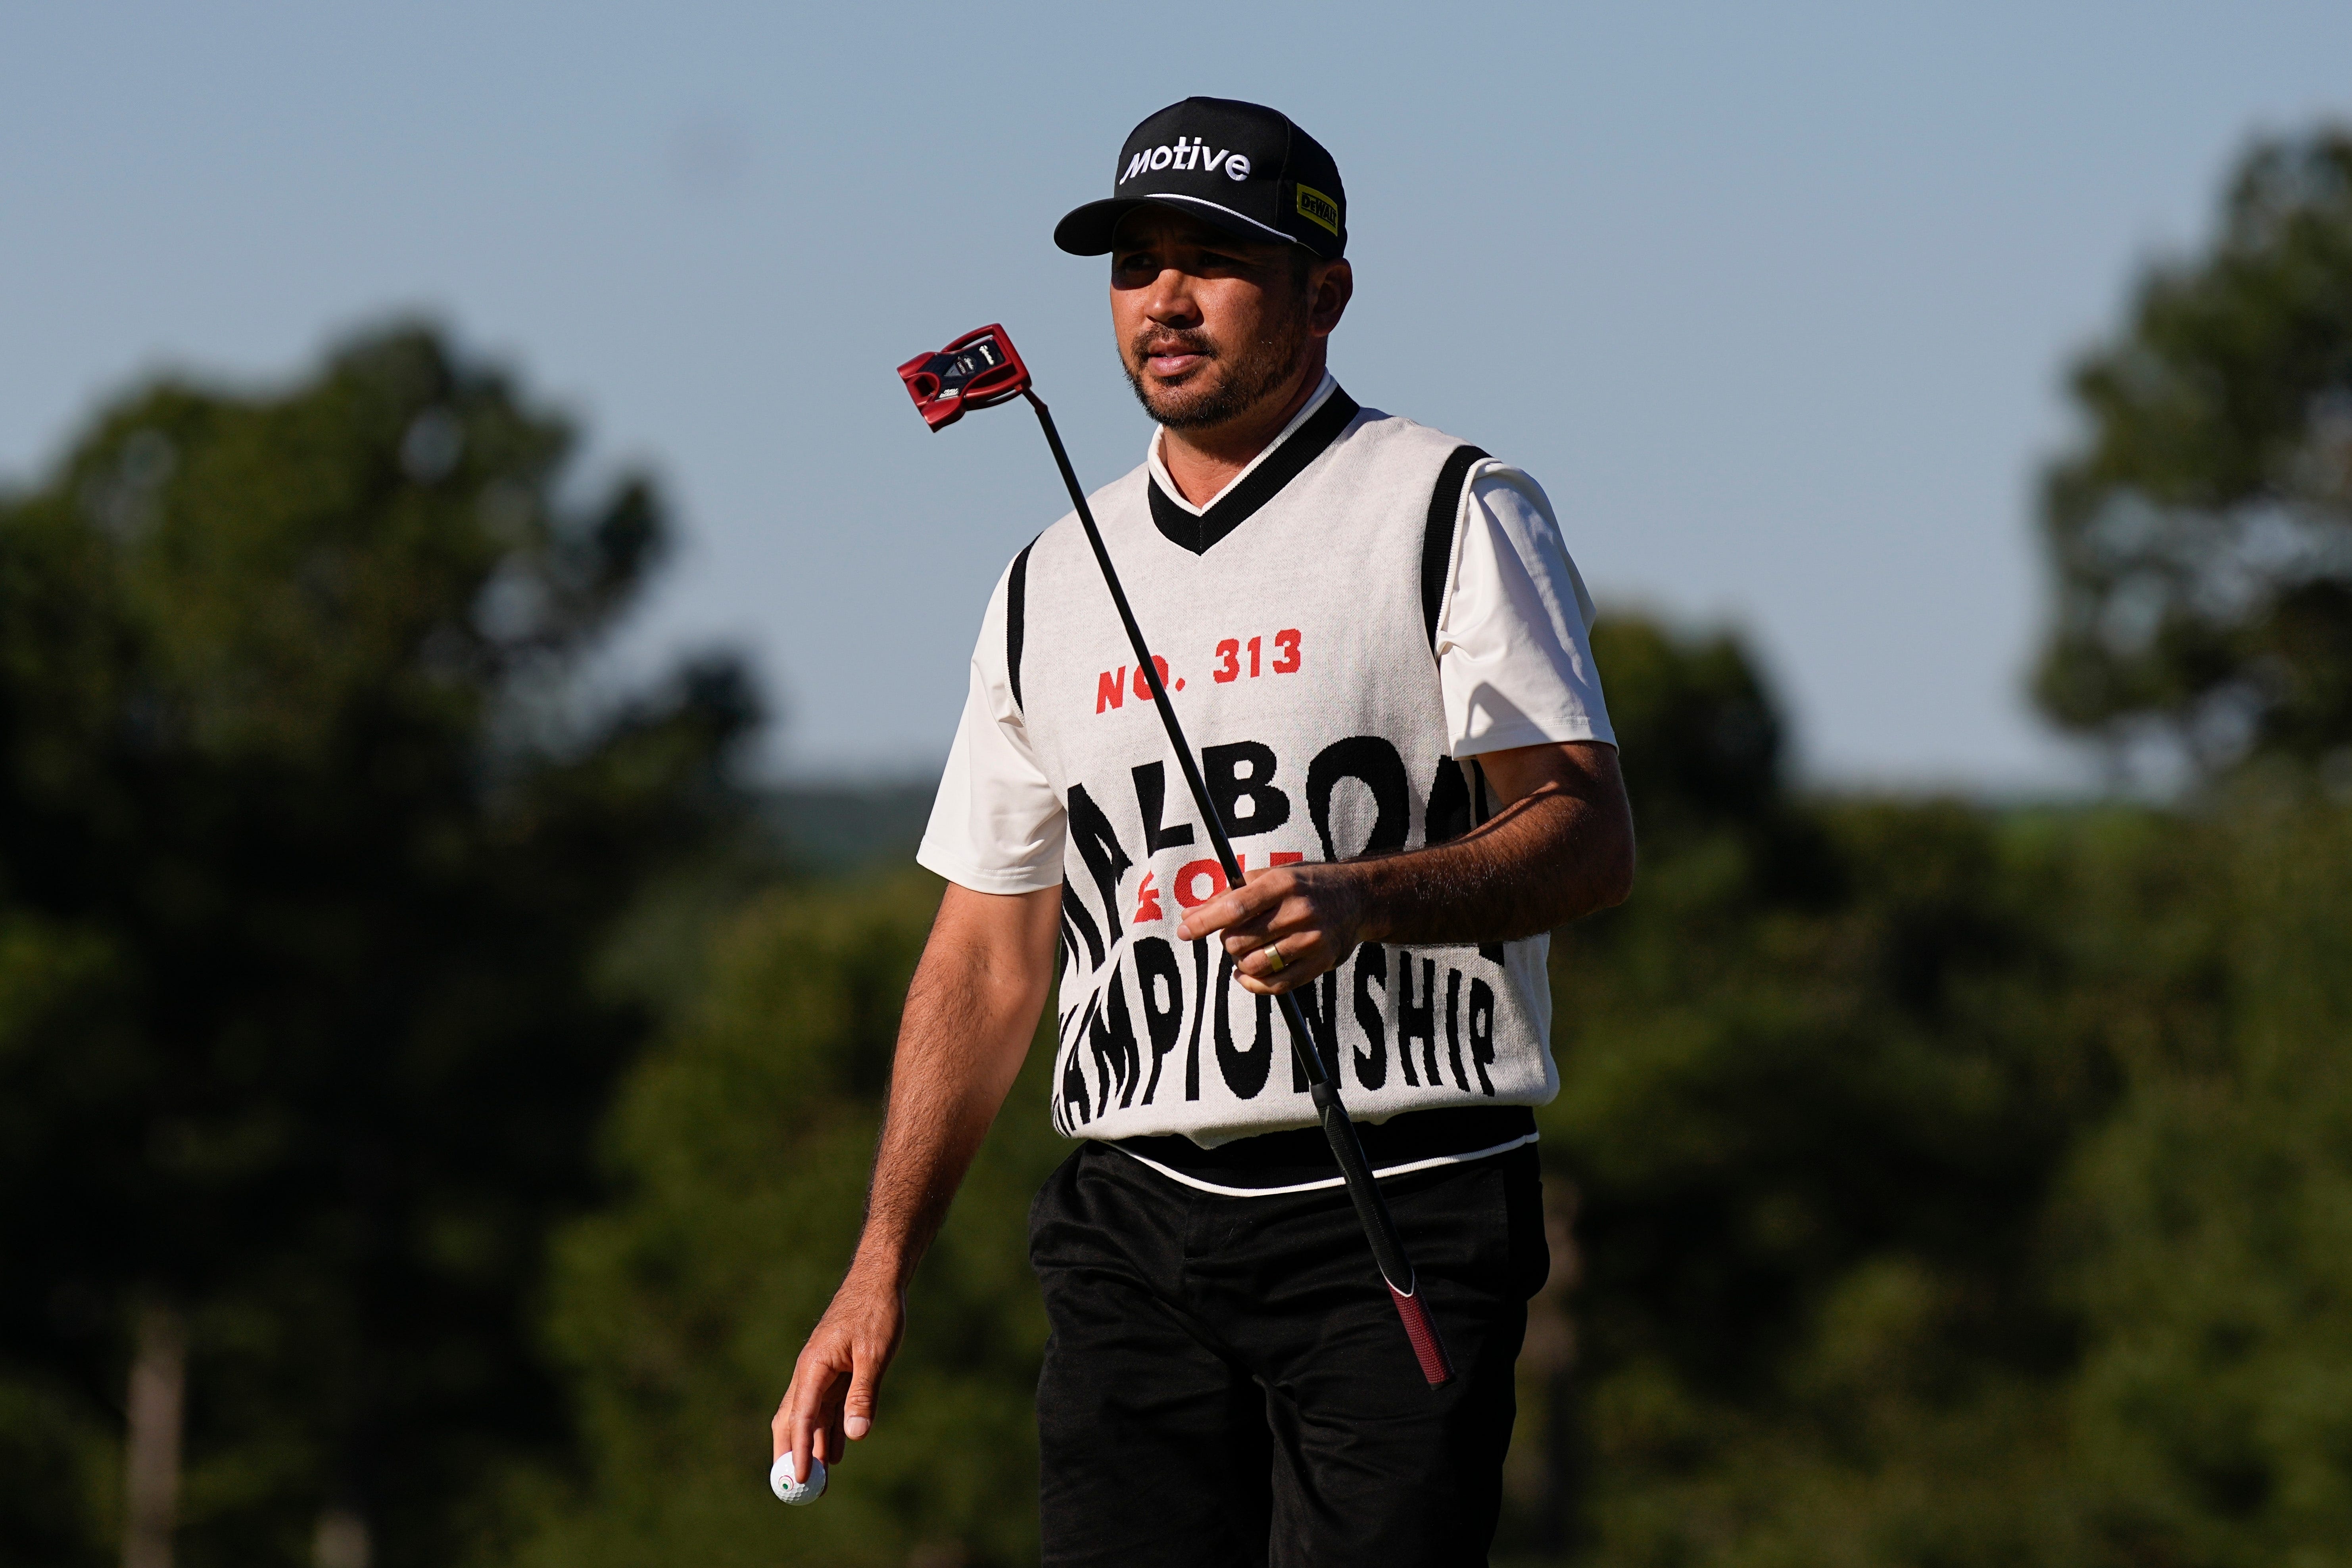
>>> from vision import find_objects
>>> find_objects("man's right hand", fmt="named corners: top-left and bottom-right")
top-left (762, 881), bottom-right (1062, 1491)
top-left (773, 1270), bottom-right (906, 1484)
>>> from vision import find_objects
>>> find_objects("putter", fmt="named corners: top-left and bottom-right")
top-left (897, 324), bottom-right (1454, 1388)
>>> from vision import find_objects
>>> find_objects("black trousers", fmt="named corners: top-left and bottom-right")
top-left (1029, 1141), bottom-right (1548, 1568)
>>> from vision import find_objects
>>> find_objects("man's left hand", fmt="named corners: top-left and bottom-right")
top-left (1169, 740), bottom-right (1634, 993)
top-left (1175, 861), bottom-right (1365, 995)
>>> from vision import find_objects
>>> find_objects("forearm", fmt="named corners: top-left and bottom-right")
top-left (845, 889), bottom-right (1055, 1294)
top-left (777, 883), bottom-right (1058, 1472)
top-left (1343, 781), bottom-right (1628, 946)
top-left (1177, 740), bottom-right (1633, 993)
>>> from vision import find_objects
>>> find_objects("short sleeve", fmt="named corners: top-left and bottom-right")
top-left (1435, 465), bottom-right (1616, 758)
top-left (915, 557), bottom-right (1067, 894)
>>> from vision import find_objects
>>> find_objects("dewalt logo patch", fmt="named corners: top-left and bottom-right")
top-left (1294, 183), bottom-right (1340, 236)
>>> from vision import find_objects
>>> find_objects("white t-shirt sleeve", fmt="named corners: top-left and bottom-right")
top-left (1436, 464), bottom-right (1617, 758)
top-left (915, 557), bottom-right (1067, 894)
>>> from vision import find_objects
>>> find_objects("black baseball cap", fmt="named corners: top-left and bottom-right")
top-left (1055, 97), bottom-right (1347, 261)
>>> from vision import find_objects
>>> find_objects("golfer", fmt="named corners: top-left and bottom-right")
top-left (778, 96), bottom-right (1634, 1566)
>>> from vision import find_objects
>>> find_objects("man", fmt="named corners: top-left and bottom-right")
top-left (776, 97), bottom-right (1633, 1566)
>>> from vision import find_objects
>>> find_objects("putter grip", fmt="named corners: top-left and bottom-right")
top-left (1388, 1281), bottom-right (1453, 1386)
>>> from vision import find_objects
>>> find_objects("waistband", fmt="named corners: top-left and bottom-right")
top-left (1107, 1105), bottom-right (1538, 1196)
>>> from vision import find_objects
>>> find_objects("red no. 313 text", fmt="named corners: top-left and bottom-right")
top-left (1214, 629), bottom-right (1301, 683)
top-left (1094, 631), bottom-right (1304, 716)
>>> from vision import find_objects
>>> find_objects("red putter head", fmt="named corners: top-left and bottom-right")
top-left (896, 324), bottom-right (1032, 429)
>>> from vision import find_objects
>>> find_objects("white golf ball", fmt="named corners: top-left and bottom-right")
top-left (770, 1452), bottom-right (828, 1505)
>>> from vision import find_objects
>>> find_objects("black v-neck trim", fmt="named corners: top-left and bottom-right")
top-left (1147, 387), bottom-right (1362, 555)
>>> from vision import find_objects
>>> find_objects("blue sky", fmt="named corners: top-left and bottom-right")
top-left (6, 1), bottom-right (2349, 788)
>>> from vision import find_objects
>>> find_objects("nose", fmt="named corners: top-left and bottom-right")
top-left (1142, 267), bottom-right (1202, 328)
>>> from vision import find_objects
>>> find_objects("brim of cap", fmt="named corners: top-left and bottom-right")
top-left (1054, 194), bottom-right (1304, 255)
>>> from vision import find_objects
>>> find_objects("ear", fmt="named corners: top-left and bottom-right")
top-left (1308, 259), bottom-right (1354, 339)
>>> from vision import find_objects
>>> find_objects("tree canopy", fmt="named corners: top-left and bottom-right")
top-left (18, 121), bottom-right (2352, 1568)
top-left (0, 324), bottom-right (754, 1566)
top-left (2037, 129), bottom-right (2352, 779)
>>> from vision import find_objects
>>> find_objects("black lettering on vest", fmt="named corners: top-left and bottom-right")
top-left (1426, 757), bottom-right (1474, 845)
top-left (1060, 992), bottom-right (1098, 1128)
top-left (1290, 971), bottom-right (1340, 1092)
top-left (1049, 1036), bottom-right (1066, 1134)
top-left (1352, 942), bottom-right (1388, 1090)
top-left (1056, 1000), bottom-right (1084, 1123)
top-left (1066, 783), bottom-right (1133, 950)
top-left (1202, 740), bottom-right (1291, 838)
top-left (1090, 964), bottom-right (1142, 1111)
top-left (1131, 761), bottom-right (1196, 854)
top-left (1306, 735), bottom-right (1411, 862)
top-left (1397, 954), bottom-right (1437, 1088)
top-left (1213, 948), bottom-right (1274, 1099)
top-left (1060, 885), bottom-right (1103, 973)
top-left (1133, 937), bottom-right (1184, 1106)
top-left (1443, 965), bottom-right (1470, 1091)
top-left (1184, 938), bottom-right (1210, 1101)
top-left (1468, 977), bottom-right (1498, 1096)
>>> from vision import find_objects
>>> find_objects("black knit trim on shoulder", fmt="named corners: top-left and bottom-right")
top-left (1421, 444), bottom-right (1490, 650)
top-left (1146, 388), bottom-right (1361, 556)
top-left (1005, 537), bottom-right (1036, 711)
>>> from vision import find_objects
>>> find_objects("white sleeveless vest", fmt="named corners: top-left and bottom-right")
top-left (1010, 387), bottom-right (1559, 1147)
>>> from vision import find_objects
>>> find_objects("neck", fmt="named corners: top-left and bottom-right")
top-left (1158, 344), bottom-right (1329, 507)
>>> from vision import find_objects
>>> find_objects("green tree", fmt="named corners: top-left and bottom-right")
top-left (1583, 616), bottom-right (1786, 854)
top-left (2036, 129), bottom-right (2352, 777)
top-left (0, 324), bottom-right (754, 1566)
top-left (1527, 618), bottom-right (2125, 1566)
top-left (520, 614), bottom-right (2145, 1568)
top-left (512, 871), bottom-right (1065, 1568)
top-left (2059, 795), bottom-right (2352, 1564)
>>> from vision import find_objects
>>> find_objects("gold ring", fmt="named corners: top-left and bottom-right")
top-left (1262, 944), bottom-right (1288, 975)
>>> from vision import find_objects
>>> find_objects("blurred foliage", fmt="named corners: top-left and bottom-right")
top-left (1534, 622), bottom-right (2114, 1565)
top-left (1583, 617), bottom-right (1786, 851)
top-left (764, 781), bottom-right (939, 879)
top-left (504, 871), bottom-right (1064, 1568)
top-left (2058, 795), bottom-right (2352, 1564)
top-left (1530, 746), bottom-right (2352, 1567)
top-left (0, 324), bottom-right (755, 1566)
top-left (18, 124), bottom-right (2352, 1568)
top-left (503, 606), bottom-right (2352, 1568)
top-left (2037, 127), bottom-right (2352, 778)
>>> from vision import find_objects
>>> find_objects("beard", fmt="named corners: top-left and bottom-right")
top-left (1122, 301), bottom-right (1312, 431)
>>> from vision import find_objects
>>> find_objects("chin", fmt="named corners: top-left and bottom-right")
top-left (1143, 378), bottom-right (1227, 424)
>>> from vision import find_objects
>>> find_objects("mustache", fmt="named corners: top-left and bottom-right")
top-left (1130, 327), bottom-right (1216, 363)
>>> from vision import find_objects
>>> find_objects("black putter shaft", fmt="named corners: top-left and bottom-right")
top-left (1021, 389), bottom-right (1454, 1388)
